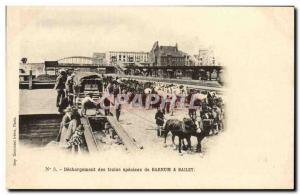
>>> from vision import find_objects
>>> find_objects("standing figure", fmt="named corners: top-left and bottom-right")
top-left (165, 95), bottom-right (171, 113)
top-left (54, 69), bottom-right (67, 108)
top-left (115, 103), bottom-right (121, 121)
top-left (65, 73), bottom-right (75, 106)
top-left (155, 108), bottom-right (165, 137)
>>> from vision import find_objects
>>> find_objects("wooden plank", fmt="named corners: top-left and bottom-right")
top-left (81, 117), bottom-right (99, 153)
top-left (28, 70), bottom-right (33, 90)
top-left (106, 116), bottom-right (141, 152)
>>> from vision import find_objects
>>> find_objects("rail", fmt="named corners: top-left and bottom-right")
top-left (119, 75), bottom-right (224, 92)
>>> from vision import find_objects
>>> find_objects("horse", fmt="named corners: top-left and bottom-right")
top-left (163, 118), bottom-right (208, 153)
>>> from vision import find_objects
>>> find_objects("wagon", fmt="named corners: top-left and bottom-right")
top-left (73, 72), bottom-right (104, 107)
top-left (71, 72), bottom-right (142, 153)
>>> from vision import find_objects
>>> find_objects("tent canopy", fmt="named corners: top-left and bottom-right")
top-left (73, 72), bottom-right (102, 85)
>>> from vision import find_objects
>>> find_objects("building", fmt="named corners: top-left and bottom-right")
top-left (105, 51), bottom-right (149, 66)
top-left (19, 62), bottom-right (45, 81)
top-left (194, 48), bottom-right (217, 66)
top-left (19, 62), bottom-right (45, 76)
top-left (92, 52), bottom-right (106, 65)
top-left (148, 41), bottom-right (189, 66)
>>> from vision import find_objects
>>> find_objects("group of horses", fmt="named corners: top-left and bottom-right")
top-left (163, 118), bottom-right (208, 153)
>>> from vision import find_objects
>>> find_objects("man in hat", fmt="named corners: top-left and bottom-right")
top-left (65, 73), bottom-right (76, 106)
top-left (58, 107), bottom-right (84, 149)
top-left (57, 107), bottom-right (73, 146)
top-left (155, 107), bottom-right (165, 137)
top-left (66, 107), bottom-right (85, 152)
top-left (54, 69), bottom-right (67, 107)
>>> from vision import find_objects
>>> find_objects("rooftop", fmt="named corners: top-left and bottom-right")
top-left (159, 46), bottom-right (187, 57)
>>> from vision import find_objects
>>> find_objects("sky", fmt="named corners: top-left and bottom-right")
top-left (8, 6), bottom-right (229, 63)
top-left (7, 6), bottom-right (293, 65)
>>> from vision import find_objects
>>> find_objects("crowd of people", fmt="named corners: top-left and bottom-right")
top-left (53, 69), bottom-right (225, 152)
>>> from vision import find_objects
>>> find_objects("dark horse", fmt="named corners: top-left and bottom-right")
top-left (163, 118), bottom-right (208, 153)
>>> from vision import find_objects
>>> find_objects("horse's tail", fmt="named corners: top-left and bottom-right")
top-left (162, 120), bottom-right (167, 131)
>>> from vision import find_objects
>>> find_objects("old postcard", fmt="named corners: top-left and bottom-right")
top-left (6, 6), bottom-right (294, 189)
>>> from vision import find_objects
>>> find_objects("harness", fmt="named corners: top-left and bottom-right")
top-left (181, 121), bottom-right (186, 133)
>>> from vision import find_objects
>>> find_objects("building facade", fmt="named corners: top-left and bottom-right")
top-left (194, 48), bottom-right (217, 66)
top-left (92, 52), bottom-right (106, 65)
top-left (105, 51), bottom-right (149, 65)
top-left (148, 41), bottom-right (190, 66)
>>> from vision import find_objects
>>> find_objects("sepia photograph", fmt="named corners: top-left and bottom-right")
top-left (6, 6), bottom-right (294, 190)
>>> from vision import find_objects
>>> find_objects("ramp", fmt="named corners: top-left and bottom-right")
top-left (106, 116), bottom-right (142, 152)
top-left (81, 117), bottom-right (99, 153)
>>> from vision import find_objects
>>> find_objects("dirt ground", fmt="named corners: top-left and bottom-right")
top-left (116, 104), bottom-right (224, 157)
top-left (20, 89), bottom-right (225, 157)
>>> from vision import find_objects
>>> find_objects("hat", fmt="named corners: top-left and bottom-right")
top-left (71, 107), bottom-right (78, 112)
top-left (59, 69), bottom-right (66, 73)
top-left (64, 107), bottom-right (73, 113)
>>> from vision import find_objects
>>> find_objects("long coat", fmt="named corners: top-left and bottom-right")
top-left (59, 118), bottom-right (77, 147)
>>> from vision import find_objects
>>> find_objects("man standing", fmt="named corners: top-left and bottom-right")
top-left (115, 103), bottom-right (121, 121)
top-left (65, 73), bottom-right (75, 106)
top-left (155, 108), bottom-right (165, 137)
top-left (54, 69), bottom-right (67, 107)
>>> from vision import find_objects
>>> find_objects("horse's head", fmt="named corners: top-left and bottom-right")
top-left (183, 118), bottom-right (200, 133)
